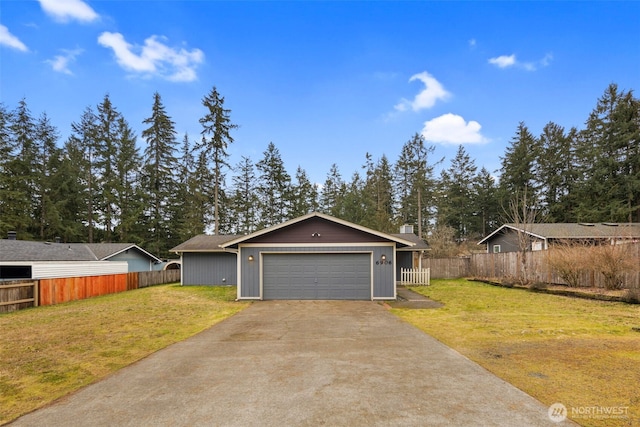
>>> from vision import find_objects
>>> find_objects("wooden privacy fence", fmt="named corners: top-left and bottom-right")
top-left (1, 270), bottom-right (182, 312)
top-left (0, 280), bottom-right (38, 313)
top-left (423, 243), bottom-right (640, 289)
top-left (422, 257), bottom-right (470, 279)
top-left (400, 268), bottom-right (430, 286)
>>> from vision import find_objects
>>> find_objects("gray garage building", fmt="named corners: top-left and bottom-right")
top-left (171, 212), bottom-right (419, 300)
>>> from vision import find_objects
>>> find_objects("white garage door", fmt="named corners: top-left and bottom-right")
top-left (262, 253), bottom-right (371, 300)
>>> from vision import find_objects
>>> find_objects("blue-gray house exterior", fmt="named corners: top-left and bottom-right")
top-left (172, 212), bottom-right (420, 300)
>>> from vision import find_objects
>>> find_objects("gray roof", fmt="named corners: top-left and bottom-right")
top-left (391, 233), bottom-right (430, 251)
top-left (0, 241), bottom-right (161, 262)
top-left (478, 223), bottom-right (640, 244)
top-left (171, 234), bottom-right (242, 252)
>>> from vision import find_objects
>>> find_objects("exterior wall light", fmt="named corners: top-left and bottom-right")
top-left (248, 255), bottom-right (254, 261)
top-left (381, 254), bottom-right (387, 262)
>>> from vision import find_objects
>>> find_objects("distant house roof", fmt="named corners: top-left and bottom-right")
top-left (171, 234), bottom-right (242, 252)
top-left (74, 243), bottom-right (162, 263)
top-left (0, 240), bottom-right (161, 263)
top-left (478, 223), bottom-right (640, 245)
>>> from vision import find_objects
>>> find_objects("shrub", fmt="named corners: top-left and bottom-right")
top-left (546, 242), bottom-right (590, 287)
top-left (588, 243), bottom-right (637, 290)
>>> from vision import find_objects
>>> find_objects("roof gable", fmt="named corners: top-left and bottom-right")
top-left (222, 213), bottom-right (415, 248)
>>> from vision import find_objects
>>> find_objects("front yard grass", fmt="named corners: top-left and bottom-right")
top-left (392, 279), bottom-right (640, 427)
top-left (0, 284), bottom-right (249, 425)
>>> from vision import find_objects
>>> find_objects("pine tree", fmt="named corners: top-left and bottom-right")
top-left (498, 122), bottom-right (540, 208)
top-left (341, 172), bottom-right (366, 224)
top-left (361, 153), bottom-right (394, 233)
top-left (5, 99), bottom-right (38, 238)
top-left (256, 142), bottom-right (291, 227)
top-left (33, 112), bottom-right (61, 240)
top-left (196, 86), bottom-right (238, 234)
top-left (230, 156), bottom-right (258, 234)
top-left (113, 117), bottom-right (144, 244)
top-left (320, 163), bottom-right (345, 217)
top-left (289, 166), bottom-right (318, 218)
top-left (141, 92), bottom-right (179, 254)
top-left (536, 122), bottom-right (577, 222)
top-left (94, 94), bottom-right (122, 242)
top-left (394, 133), bottom-right (438, 237)
top-left (68, 106), bottom-right (98, 242)
top-left (576, 84), bottom-right (640, 222)
top-left (437, 145), bottom-right (478, 240)
top-left (474, 167), bottom-right (500, 236)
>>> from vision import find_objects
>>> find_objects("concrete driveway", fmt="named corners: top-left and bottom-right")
top-left (11, 301), bottom-right (574, 426)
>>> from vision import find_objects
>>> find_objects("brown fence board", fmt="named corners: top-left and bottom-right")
top-left (0, 280), bottom-right (38, 313)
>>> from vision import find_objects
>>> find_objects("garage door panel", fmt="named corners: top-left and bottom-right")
top-left (263, 253), bottom-right (371, 300)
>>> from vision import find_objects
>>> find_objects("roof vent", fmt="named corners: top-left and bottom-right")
top-left (578, 223), bottom-right (595, 227)
top-left (400, 224), bottom-right (414, 234)
top-left (602, 223), bottom-right (619, 227)
top-left (7, 231), bottom-right (17, 240)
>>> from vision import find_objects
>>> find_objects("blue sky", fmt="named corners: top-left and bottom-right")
top-left (1, 1), bottom-right (639, 185)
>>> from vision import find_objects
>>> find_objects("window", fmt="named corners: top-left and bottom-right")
top-left (0, 265), bottom-right (32, 279)
top-left (493, 245), bottom-right (501, 253)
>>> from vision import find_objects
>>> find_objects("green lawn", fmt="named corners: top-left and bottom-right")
top-left (391, 279), bottom-right (640, 427)
top-left (0, 284), bottom-right (249, 425)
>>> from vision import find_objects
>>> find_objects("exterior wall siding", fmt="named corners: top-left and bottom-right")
top-left (239, 244), bottom-right (395, 300)
top-left (182, 252), bottom-right (237, 285)
top-left (0, 261), bottom-right (129, 279)
top-left (395, 252), bottom-right (413, 280)
top-left (107, 250), bottom-right (154, 272)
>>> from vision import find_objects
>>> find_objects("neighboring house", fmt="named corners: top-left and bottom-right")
top-left (478, 223), bottom-right (640, 253)
top-left (171, 212), bottom-right (428, 301)
top-left (73, 243), bottom-right (164, 272)
top-left (0, 236), bottom-right (163, 280)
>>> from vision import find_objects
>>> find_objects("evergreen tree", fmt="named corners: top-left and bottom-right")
top-left (113, 117), bottom-right (144, 244)
top-left (94, 94), bottom-right (122, 242)
top-left (68, 106), bottom-right (98, 242)
top-left (320, 163), bottom-right (345, 217)
top-left (474, 167), bottom-right (500, 236)
top-left (394, 133), bottom-right (438, 237)
top-left (536, 122), bottom-right (577, 222)
top-left (341, 172), bottom-right (367, 224)
top-left (230, 156), bottom-right (258, 234)
top-left (195, 86), bottom-right (238, 234)
top-left (576, 84), bottom-right (640, 222)
top-left (4, 99), bottom-right (37, 238)
top-left (290, 166), bottom-right (319, 218)
top-left (33, 113), bottom-right (61, 240)
top-left (141, 92), bottom-right (179, 254)
top-left (175, 134), bottom-right (209, 238)
top-left (256, 142), bottom-right (291, 228)
top-left (437, 145), bottom-right (478, 240)
top-left (361, 153), bottom-right (395, 233)
top-left (498, 122), bottom-right (540, 208)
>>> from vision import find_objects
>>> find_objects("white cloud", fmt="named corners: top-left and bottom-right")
top-left (98, 32), bottom-right (204, 82)
top-left (0, 25), bottom-right (28, 52)
top-left (420, 113), bottom-right (488, 145)
top-left (394, 71), bottom-right (451, 112)
top-left (489, 53), bottom-right (553, 71)
top-left (488, 54), bottom-right (516, 68)
top-left (38, 0), bottom-right (99, 23)
top-left (469, 38), bottom-right (477, 48)
top-left (45, 48), bottom-right (83, 75)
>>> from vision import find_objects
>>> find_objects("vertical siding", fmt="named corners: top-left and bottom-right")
top-left (182, 252), bottom-right (237, 285)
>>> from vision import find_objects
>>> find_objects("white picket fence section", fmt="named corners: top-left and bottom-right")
top-left (400, 268), bottom-right (431, 286)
